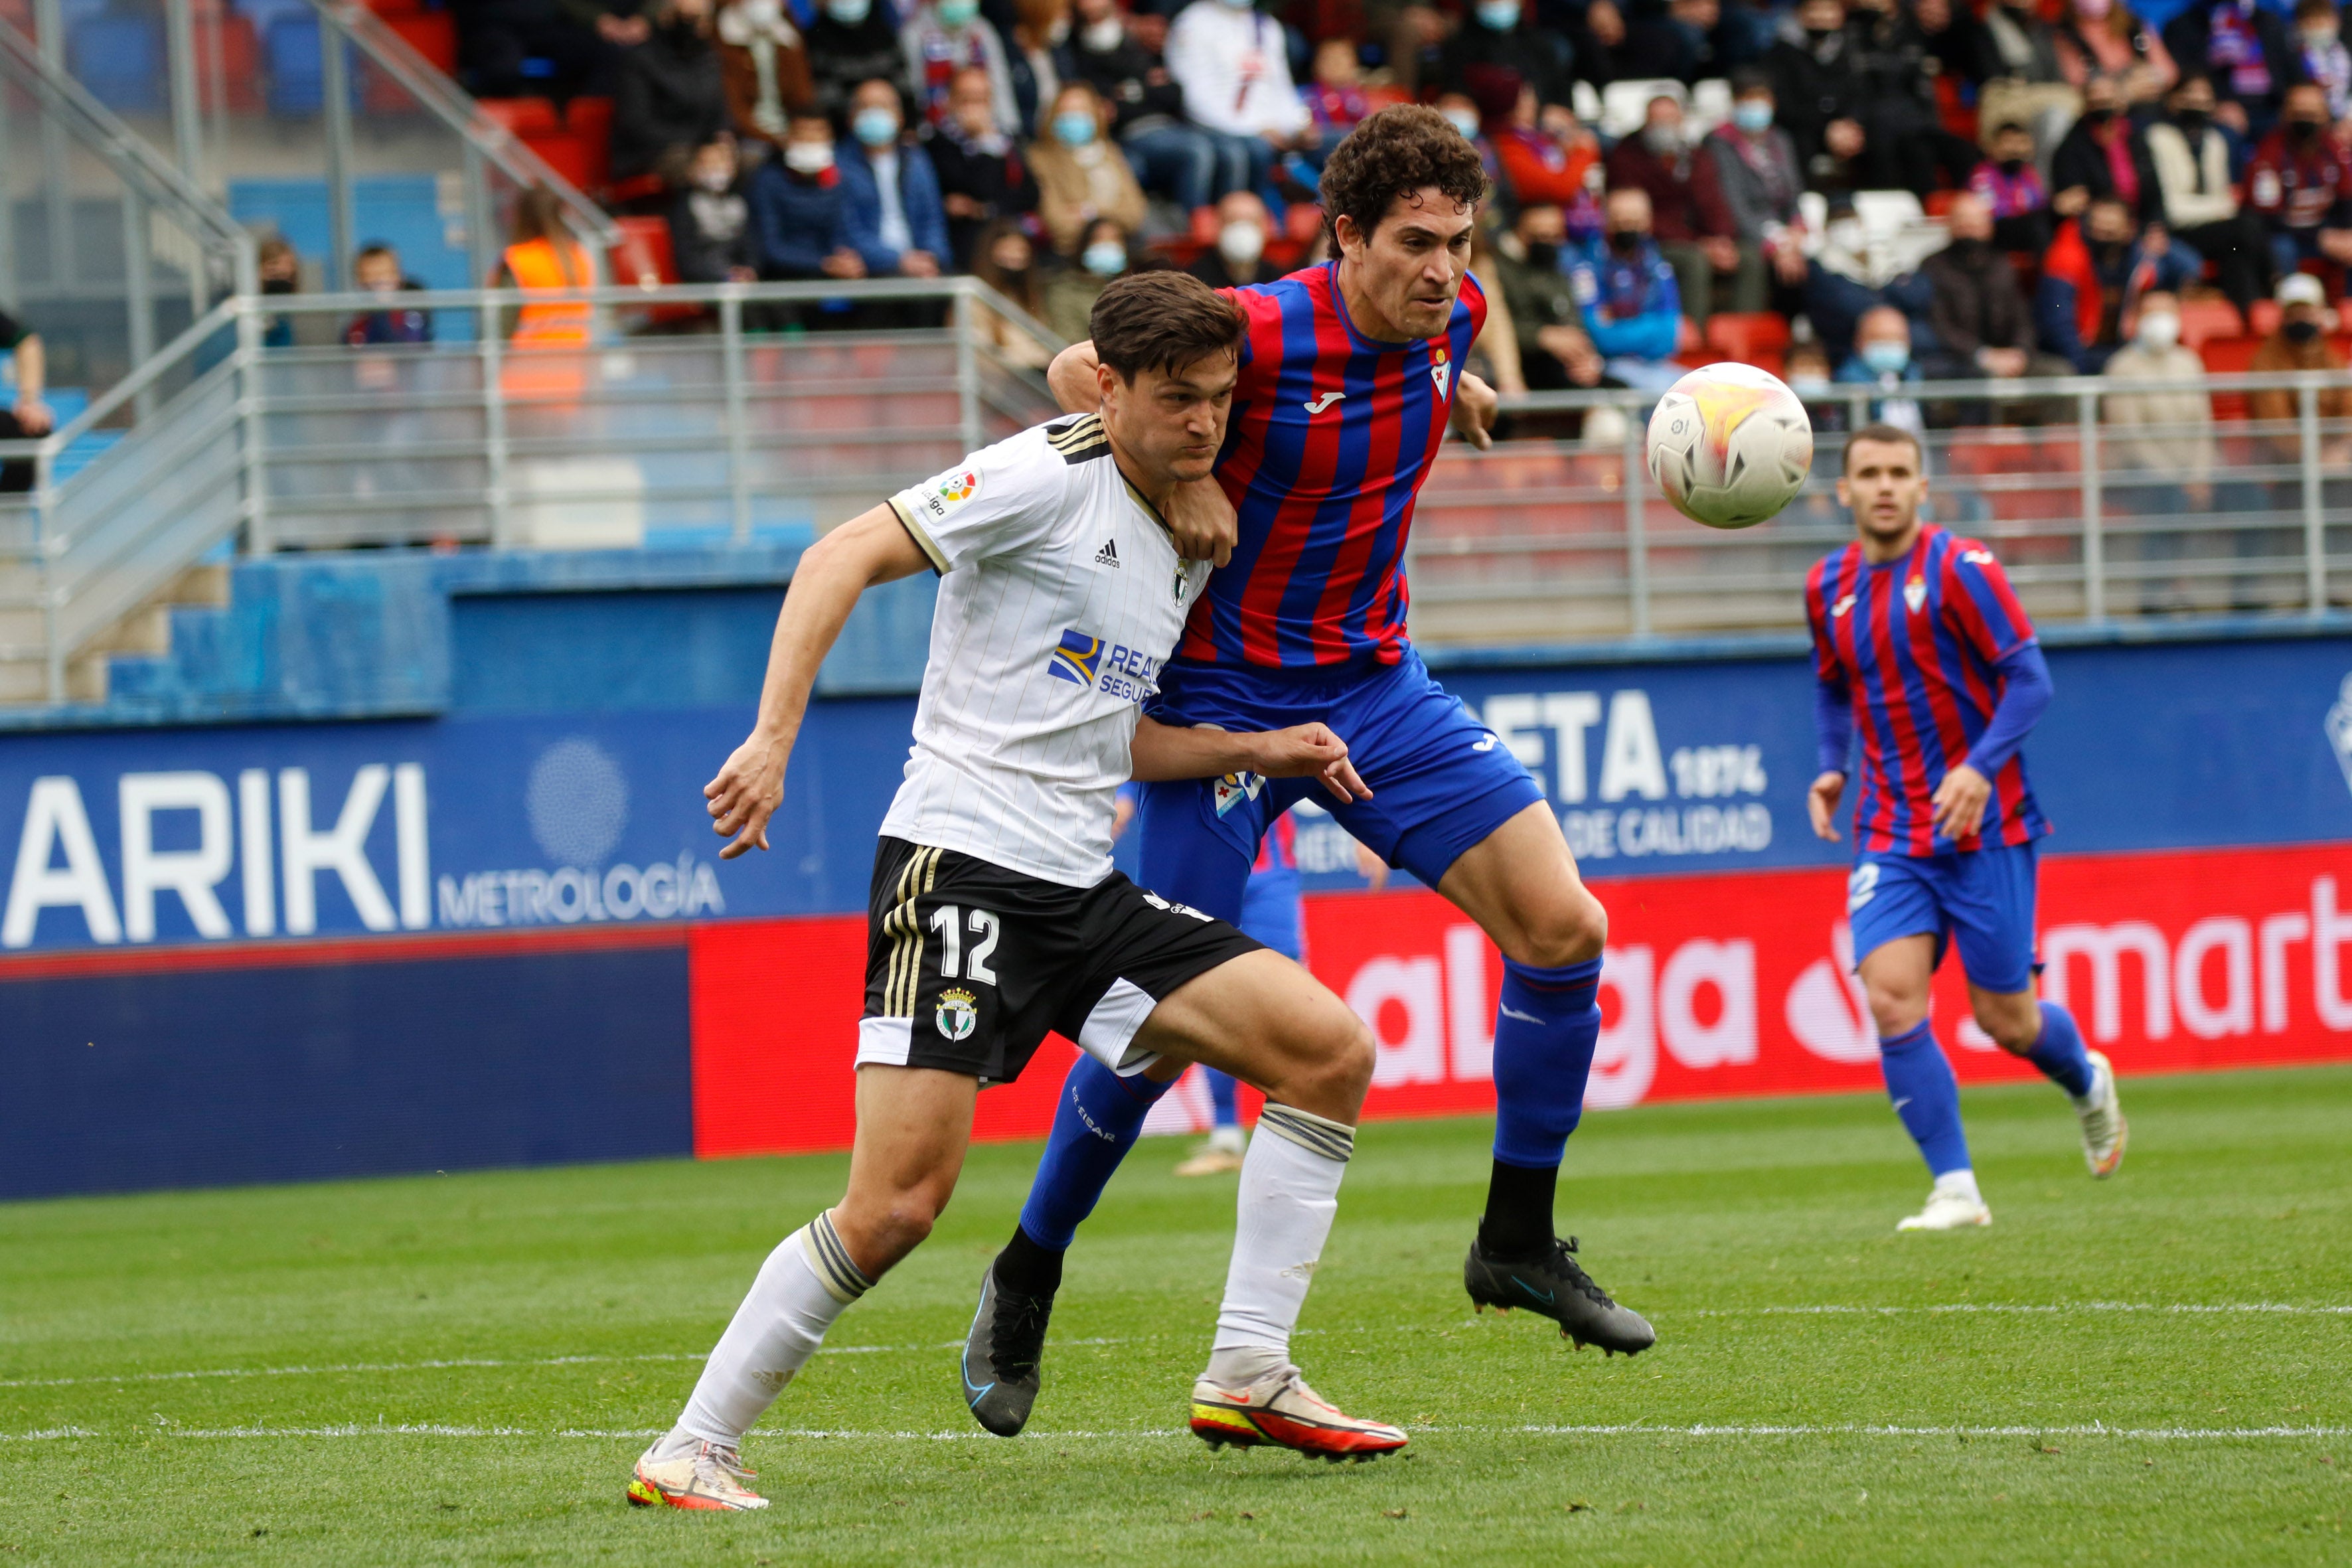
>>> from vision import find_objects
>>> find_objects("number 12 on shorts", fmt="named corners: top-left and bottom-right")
top-left (928, 905), bottom-right (1002, 984)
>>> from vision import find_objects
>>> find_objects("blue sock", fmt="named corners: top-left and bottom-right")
top-left (1015, 1054), bottom-right (1172, 1251)
top-left (1878, 1020), bottom-right (1972, 1178)
top-left (2023, 1000), bottom-right (2094, 1097)
top-left (1491, 956), bottom-right (1603, 1168)
top-left (1206, 1068), bottom-right (1239, 1129)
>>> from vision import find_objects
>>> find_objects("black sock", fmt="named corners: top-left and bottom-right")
top-left (992, 1223), bottom-right (1065, 1299)
top-left (1476, 1160), bottom-right (1558, 1259)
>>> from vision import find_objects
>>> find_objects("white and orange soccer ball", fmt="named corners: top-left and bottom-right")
top-left (1643, 362), bottom-right (1814, 530)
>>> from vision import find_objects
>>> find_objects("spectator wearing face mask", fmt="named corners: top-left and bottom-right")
top-left (670, 134), bottom-right (759, 282)
top-left (2246, 80), bottom-right (2352, 277)
top-left (1703, 71), bottom-right (1811, 300)
top-left (1834, 305), bottom-right (1926, 433)
top-left (2051, 72), bottom-right (2163, 226)
top-left (1608, 93), bottom-right (1759, 324)
top-left (1065, 0), bottom-right (1221, 211)
top-left (807, 0), bottom-right (909, 121)
top-left (1301, 38), bottom-right (1371, 170)
top-left (1041, 216), bottom-right (1135, 341)
top-left (1568, 187), bottom-right (1684, 392)
top-left (1968, 122), bottom-right (2053, 253)
top-left (2296, 0), bottom-right (2352, 121)
top-left (837, 79), bottom-right (953, 281)
top-left (1781, 339), bottom-right (1841, 424)
top-left (2035, 196), bottom-right (2198, 372)
top-left (2100, 288), bottom-right (2217, 606)
top-left (749, 109), bottom-right (867, 283)
top-left (2053, 0), bottom-right (2175, 106)
top-left (2249, 272), bottom-right (2352, 454)
top-left (717, 0), bottom-right (815, 151)
top-left (1763, 0), bottom-right (1869, 192)
top-left (2146, 73), bottom-right (2278, 319)
top-left (1165, 0), bottom-right (1315, 204)
top-left (1439, 0), bottom-right (1575, 112)
top-left (1496, 201), bottom-right (1606, 392)
top-left (2162, 0), bottom-right (2303, 137)
top-left (613, 0), bottom-right (730, 189)
top-left (1921, 191), bottom-right (2075, 386)
top-left (1030, 81), bottom-right (1148, 254)
top-left (967, 217), bottom-right (1053, 368)
top-left (931, 65), bottom-right (1038, 269)
top-left (1188, 191), bottom-right (1273, 289)
top-left (902, 0), bottom-right (1019, 135)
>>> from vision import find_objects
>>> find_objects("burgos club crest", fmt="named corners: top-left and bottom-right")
top-left (936, 987), bottom-right (979, 1041)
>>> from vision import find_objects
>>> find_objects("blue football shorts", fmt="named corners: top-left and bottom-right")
top-left (1237, 864), bottom-right (1304, 961)
top-left (1136, 646), bottom-right (1545, 925)
top-left (1845, 840), bottom-right (2040, 995)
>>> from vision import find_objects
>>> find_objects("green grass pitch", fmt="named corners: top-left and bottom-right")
top-left (4, 1065), bottom-right (2349, 1565)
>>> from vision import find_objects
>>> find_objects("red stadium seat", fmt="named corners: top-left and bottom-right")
top-left (2246, 298), bottom-right (2282, 339)
top-left (477, 96), bottom-right (562, 138)
top-left (2177, 296), bottom-right (2244, 347)
top-left (1703, 311), bottom-right (1791, 367)
top-left (610, 215), bottom-right (704, 325)
top-left (522, 131), bottom-right (598, 193)
top-left (382, 9), bottom-right (456, 76)
top-left (1364, 84), bottom-right (1412, 111)
top-left (194, 13), bottom-right (263, 114)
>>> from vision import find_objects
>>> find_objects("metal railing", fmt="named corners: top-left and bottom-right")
top-left (1409, 375), bottom-right (2352, 645)
top-left (0, 276), bottom-right (1060, 700)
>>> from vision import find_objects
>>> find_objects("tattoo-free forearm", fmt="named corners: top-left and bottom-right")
top-left (1129, 716), bottom-right (1267, 782)
top-left (1048, 341), bottom-right (1103, 414)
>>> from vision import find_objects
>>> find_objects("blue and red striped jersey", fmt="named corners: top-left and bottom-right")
top-left (1806, 524), bottom-right (2051, 856)
top-left (1175, 262), bottom-right (1487, 669)
top-left (1251, 811), bottom-right (1298, 874)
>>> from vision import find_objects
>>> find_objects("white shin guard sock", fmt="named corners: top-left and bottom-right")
top-left (1206, 1103), bottom-right (1354, 1389)
top-left (674, 1210), bottom-right (874, 1447)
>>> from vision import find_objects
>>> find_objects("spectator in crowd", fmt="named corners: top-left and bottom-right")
top-left (1301, 37), bottom-right (1370, 169)
top-left (1041, 216), bottom-right (1133, 340)
top-left (1763, 0), bottom-right (1868, 191)
top-left (1782, 337), bottom-right (1839, 425)
top-left (1981, 0), bottom-right (2063, 85)
top-left (1704, 70), bottom-right (1811, 301)
top-left (2100, 286), bottom-right (2215, 609)
top-left (1496, 200), bottom-right (1607, 391)
top-left (749, 110), bottom-right (866, 282)
top-left (1438, 0), bottom-right (1574, 111)
top-left (2297, 0), bottom-right (2351, 121)
top-left (1561, 0), bottom-right (1630, 89)
top-left (1065, 0), bottom-right (1221, 211)
top-left (1969, 121), bottom-right (2054, 252)
top-left (458, 0), bottom-right (625, 103)
top-left (716, 0), bottom-right (815, 151)
top-left (1568, 187), bottom-right (1684, 392)
top-left (1843, 0), bottom-right (1982, 195)
top-left (1364, 0), bottom-right (1453, 98)
top-left (2248, 272), bottom-right (2352, 458)
top-left (2053, 0), bottom-right (2175, 106)
top-left (967, 217), bottom-right (1053, 367)
top-left (2147, 72), bottom-right (2278, 318)
top-left (1188, 190), bottom-right (1275, 288)
top-left (258, 234), bottom-right (301, 351)
top-left (1922, 193), bottom-right (2074, 388)
top-left (2246, 80), bottom-right (2352, 276)
top-left (1466, 221), bottom-right (1529, 396)
top-left (1620, 0), bottom-right (1770, 86)
top-left (669, 134), bottom-right (759, 281)
top-left (1030, 80), bottom-right (1149, 254)
top-left (838, 78), bottom-right (952, 279)
top-left (2051, 71), bottom-right (2163, 226)
top-left (2035, 195), bottom-right (2197, 370)
top-left (0, 300), bottom-right (52, 494)
top-left (929, 65), bottom-right (1036, 269)
top-left (493, 188), bottom-right (596, 402)
top-left (345, 243), bottom-right (433, 348)
top-left (1166, 0), bottom-right (1314, 204)
top-left (1006, 0), bottom-right (1069, 135)
top-left (1834, 304), bottom-right (1926, 432)
top-left (1486, 70), bottom-right (1600, 209)
top-left (612, 0), bottom-right (730, 189)
top-left (807, 0), bottom-right (910, 120)
top-left (2162, 0), bottom-right (2303, 136)
top-left (1607, 92), bottom-right (1759, 324)
top-left (1909, 0), bottom-right (1996, 92)
top-left (902, 0), bottom-right (1018, 135)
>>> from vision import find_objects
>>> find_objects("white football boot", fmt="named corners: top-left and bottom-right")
top-left (2072, 1050), bottom-right (2128, 1178)
top-left (626, 1433), bottom-right (769, 1511)
top-left (1897, 1172), bottom-right (1992, 1231)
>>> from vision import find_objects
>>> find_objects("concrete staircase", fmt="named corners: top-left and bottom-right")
top-left (0, 561), bottom-right (231, 705)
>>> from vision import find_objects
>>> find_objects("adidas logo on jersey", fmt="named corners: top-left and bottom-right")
top-left (1095, 539), bottom-right (1120, 568)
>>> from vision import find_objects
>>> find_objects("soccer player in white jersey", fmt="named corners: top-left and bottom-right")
top-left (627, 272), bottom-right (1409, 1513)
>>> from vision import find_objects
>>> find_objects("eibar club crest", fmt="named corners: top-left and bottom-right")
top-left (1903, 575), bottom-right (1927, 614)
top-left (1431, 347), bottom-right (1451, 399)
top-left (935, 987), bottom-right (978, 1042)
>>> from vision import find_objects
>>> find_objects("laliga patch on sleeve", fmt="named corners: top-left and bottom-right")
top-left (911, 465), bottom-right (981, 524)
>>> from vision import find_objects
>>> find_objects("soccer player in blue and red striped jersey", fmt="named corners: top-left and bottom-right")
top-left (1806, 424), bottom-right (2128, 1234)
top-left (958, 108), bottom-right (1654, 1446)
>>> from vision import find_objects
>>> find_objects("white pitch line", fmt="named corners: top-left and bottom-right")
top-left (3, 1423), bottom-right (2345, 1444)
top-left (1701, 1304), bottom-right (2352, 1317)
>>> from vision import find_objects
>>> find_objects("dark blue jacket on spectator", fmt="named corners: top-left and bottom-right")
top-left (836, 137), bottom-right (953, 277)
top-left (748, 161), bottom-right (855, 279)
top-left (2032, 232), bottom-right (2201, 372)
top-left (1567, 236), bottom-right (1682, 362)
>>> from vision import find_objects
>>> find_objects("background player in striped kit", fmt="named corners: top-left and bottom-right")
top-left (1806, 424), bottom-right (2128, 1233)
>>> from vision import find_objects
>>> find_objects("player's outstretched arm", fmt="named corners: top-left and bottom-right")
top-left (705, 507), bottom-right (931, 858)
top-left (1048, 341), bottom-right (1104, 414)
top-left (1131, 718), bottom-right (1372, 804)
top-left (1449, 370), bottom-right (1498, 451)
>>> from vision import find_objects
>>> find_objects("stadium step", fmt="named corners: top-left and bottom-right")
top-left (0, 560), bottom-right (229, 707)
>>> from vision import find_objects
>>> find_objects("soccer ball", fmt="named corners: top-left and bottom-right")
top-left (1644, 362), bottom-right (1814, 530)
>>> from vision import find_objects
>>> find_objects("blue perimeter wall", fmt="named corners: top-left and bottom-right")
top-left (3, 546), bottom-right (2351, 1198)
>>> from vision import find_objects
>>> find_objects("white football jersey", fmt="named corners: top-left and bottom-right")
top-left (878, 413), bottom-right (1214, 888)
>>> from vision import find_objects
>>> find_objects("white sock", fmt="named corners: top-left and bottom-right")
top-left (1932, 1169), bottom-right (1984, 1206)
top-left (1207, 1123), bottom-right (1246, 1156)
top-left (1206, 1103), bottom-right (1353, 1389)
top-left (672, 1210), bottom-right (873, 1448)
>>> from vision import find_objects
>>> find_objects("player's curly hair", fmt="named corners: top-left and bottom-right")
top-left (1318, 105), bottom-right (1488, 251)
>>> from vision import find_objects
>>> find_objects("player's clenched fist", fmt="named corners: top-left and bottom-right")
top-left (704, 735), bottom-right (789, 859)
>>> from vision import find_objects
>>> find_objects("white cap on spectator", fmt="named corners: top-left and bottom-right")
top-left (2278, 273), bottom-right (2328, 308)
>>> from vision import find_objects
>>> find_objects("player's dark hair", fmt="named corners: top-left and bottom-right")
top-left (1089, 270), bottom-right (1245, 383)
top-left (1843, 423), bottom-right (1924, 475)
top-left (1317, 104), bottom-right (1487, 251)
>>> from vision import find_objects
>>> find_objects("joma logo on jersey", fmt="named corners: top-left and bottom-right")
top-left (1048, 629), bottom-right (1105, 685)
top-left (1303, 390), bottom-right (1346, 414)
